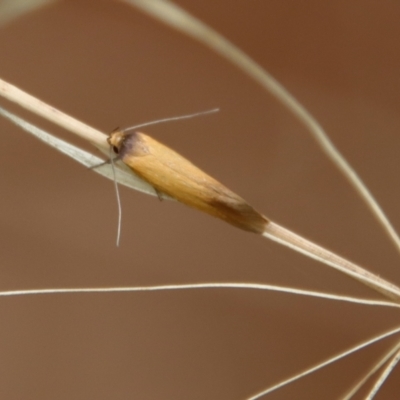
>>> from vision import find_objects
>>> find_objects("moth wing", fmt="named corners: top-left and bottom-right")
top-left (123, 132), bottom-right (268, 233)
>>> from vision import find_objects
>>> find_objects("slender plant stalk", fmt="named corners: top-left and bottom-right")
top-left (342, 343), bottom-right (400, 400)
top-left (0, 283), bottom-right (398, 308)
top-left (365, 348), bottom-right (400, 400)
top-left (0, 105), bottom-right (159, 197)
top-left (0, 78), bottom-right (107, 150)
top-left (246, 326), bottom-right (400, 400)
top-left (264, 223), bottom-right (400, 302)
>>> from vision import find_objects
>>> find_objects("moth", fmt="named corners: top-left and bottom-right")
top-left (108, 129), bottom-right (268, 234)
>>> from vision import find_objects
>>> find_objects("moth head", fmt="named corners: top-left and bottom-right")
top-left (107, 130), bottom-right (127, 154)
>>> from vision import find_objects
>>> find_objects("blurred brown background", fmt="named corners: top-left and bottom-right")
top-left (0, 0), bottom-right (400, 399)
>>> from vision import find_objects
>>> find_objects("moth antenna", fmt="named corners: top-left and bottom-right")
top-left (109, 146), bottom-right (122, 247)
top-left (123, 108), bottom-right (219, 132)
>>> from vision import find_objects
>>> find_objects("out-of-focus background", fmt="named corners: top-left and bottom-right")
top-left (0, 1), bottom-right (400, 399)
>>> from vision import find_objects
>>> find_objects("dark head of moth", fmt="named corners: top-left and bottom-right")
top-left (108, 129), bottom-right (269, 234)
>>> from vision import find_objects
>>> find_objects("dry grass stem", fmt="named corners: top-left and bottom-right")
top-left (0, 104), bottom-right (158, 196)
top-left (0, 282), bottom-right (399, 308)
top-left (0, 78), bottom-right (108, 150)
top-left (246, 326), bottom-right (400, 400)
top-left (365, 348), bottom-right (400, 400)
top-left (264, 223), bottom-right (400, 302)
top-left (342, 343), bottom-right (400, 399)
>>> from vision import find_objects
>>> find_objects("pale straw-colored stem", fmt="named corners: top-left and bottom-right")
top-left (365, 348), bottom-right (400, 400)
top-left (124, 0), bottom-right (400, 254)
top-left (264, 222), bottom-right (400, 302)
top-left (342, 343), bottom-right (400, 400)
top-left (0, 283), bottom-right (398, 308)
top-left (0, 78), bottom-right (108, 151)
top-left (246, 326), bottom-right (400, 400)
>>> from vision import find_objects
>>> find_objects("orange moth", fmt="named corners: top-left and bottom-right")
top-left (108, 127), bottom-right (269, 234)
